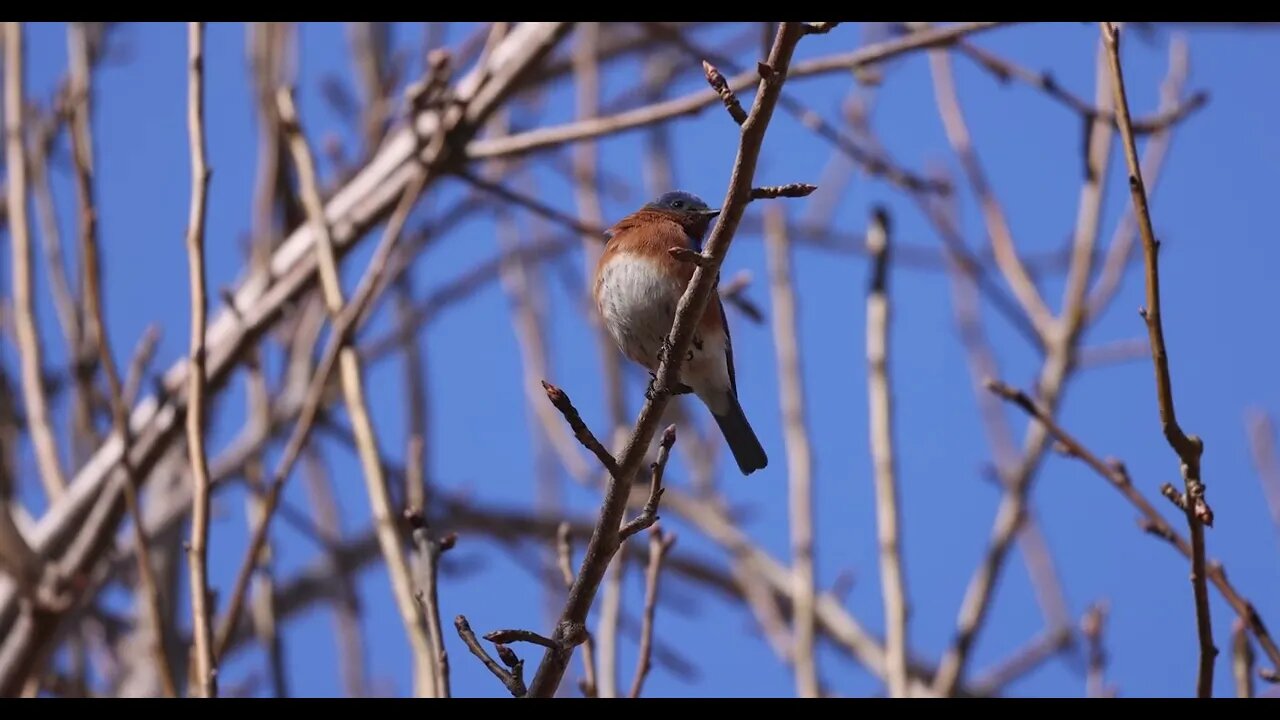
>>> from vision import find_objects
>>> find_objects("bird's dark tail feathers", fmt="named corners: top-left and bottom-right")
top-left (713, 394), bottom-right (768, 476)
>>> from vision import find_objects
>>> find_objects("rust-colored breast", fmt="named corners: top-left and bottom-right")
top-left (596, 210), bottom-right (725, 335)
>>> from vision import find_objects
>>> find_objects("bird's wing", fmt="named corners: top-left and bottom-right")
top-left (718, 288), bottom-right (738, 398)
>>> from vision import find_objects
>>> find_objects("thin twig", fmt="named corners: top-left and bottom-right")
top-left (956, 38), bottom-right (1208, 135)
top-left (276, 86), bottom-right (438, 698)
top-left (406, 488), bottom-right (453, 698)
top-left (928, 45), bottom-right (1053, 341)
top-left (467, 23), bottom-right (1009, 162)
top-left (629, 528), bottom-right (676, 697)
top-left (969, 626), bottom-right (1073, 696)
top-left (541, 381), bottom-right (619, 477)
top-left (68, 20), bottom-right (177, 698)
top-left (300, 449), bottom-right (369, 697)
top-left (864, 206), bottom-right (910, 698)
top-left (764, 204), bottom-right (818, 698)
top-left (1234, 619), bottom-right (1255, 698)
top-left (596, 549), bottom-right (623, 697)
top-left (122, 325), bottom-right (161, 408)
top-left (182, 20), bottom-right (217, 699)
top-left (703, 59), bottom-right (746, 124)
top-left (619, 425), bottom-right (676, 541)
top-left (1245, 410), bottom-right (1280, 545)
top-left (1082, 602), bottom-right (1110, 698)
top-left (455, 615), bottom-right (526, 697)
top-left (985, 378), bottom-right (1280, 679)
top-left (1101, 21), bottom-right (1216, 697)
top-left (5, 22), bottom-right (69, 502)
top-left (1087, 35), bottom-right (1190, 321)
top-left (555, 523), bottom-right (599, 697)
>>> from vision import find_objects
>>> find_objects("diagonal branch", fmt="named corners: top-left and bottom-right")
top-left (986, 377), bottom-right (1280, 680)
top-left (456, 615), bottom-right (527, 697)
top-left (276, 86), bottom-right (438, 698)
top-left (524, 22), bottom-right (810, 698)
top-left (928, 45), bottom-right (1054, 341)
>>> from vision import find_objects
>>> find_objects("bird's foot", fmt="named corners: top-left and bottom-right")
top-left (645, 373), bottom-right (664, 402)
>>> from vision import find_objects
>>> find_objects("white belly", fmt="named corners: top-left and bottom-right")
top-left (596, 254), bottom-right (680, 368)
top-left (596, 253), bottom-right (733, 411)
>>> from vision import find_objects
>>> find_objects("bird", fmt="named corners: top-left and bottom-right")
top-left (593, 190), bottom-right (768, 476)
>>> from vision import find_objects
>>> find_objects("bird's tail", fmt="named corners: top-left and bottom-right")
top-left (712, 393), bottom-right (768, 476)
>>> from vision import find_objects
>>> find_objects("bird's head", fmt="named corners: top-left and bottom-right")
top-left (644, 190), bottom-right (721, 240)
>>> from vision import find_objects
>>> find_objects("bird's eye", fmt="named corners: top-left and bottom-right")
top-left (671, 200), bottom-right (684, 209)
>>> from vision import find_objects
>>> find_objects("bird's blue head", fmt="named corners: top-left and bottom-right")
top-left (644, 191), bottom-right (721, 219)
top-left (643, 191), bottom-right (721, 245)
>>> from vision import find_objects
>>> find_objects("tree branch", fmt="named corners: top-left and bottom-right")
top-left (986, 377), bottom-right (1280, 680)
top-left (864, 206), bottom-right (910, 698)
top-left (524, 22), bottom-right (810, 698)
top-left (182, 20), bottom-right (217, 699)
top-left (1100, 21), bottom-right (1216, 697)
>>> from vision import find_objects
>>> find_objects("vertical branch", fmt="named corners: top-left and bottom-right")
top-left (4, 21), bottom-right (69, 502)
top-left (275, 87), bottom-right (438, 698)
top-left (628, 528), bottom-right (675, 698)
top-left (1233, 620), bottom-right (1255, 698)
top-left (1100, 22), bottom-right (1216, 698)
top-left (406, 436), bottom-right (453, 699)
top-left (1082, 602), bottom-right (1110, 698)
top-left (301, 450), bottom-right (369, 697)
top-left (571, 27), bottom-right (630, 692)
top-left (557, 523), bottom-right (599, 697)
top-left (183, 20), bottom-right (217, 699)
top-left (1245, 410), bottom-right (1280, 543)
top-left (69, 20), bottom-right (178, 699)
top-left (764, 205), bottom-right (818, 698)
top-left (595, 549), bottom-right (624, 697)
top-left (864, 207), bottom-right (910, 698)
top-left (27, 116), bottom-right (97, 467)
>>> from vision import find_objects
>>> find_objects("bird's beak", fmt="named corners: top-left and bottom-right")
top-left (701, 208), bottom-right (722, 218)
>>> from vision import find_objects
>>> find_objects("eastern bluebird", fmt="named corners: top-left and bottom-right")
top-left (593, 191), bottom-right (769, 476)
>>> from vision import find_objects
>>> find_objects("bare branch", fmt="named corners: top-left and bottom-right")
top-left (182, 20), bottom-right (217, 699)
top-left (703, 59), bottom-right (747, 124)
top-left (864, 206), bottom-right (910, 698)
top-left (455, 615), bottom-right (526, 697)
top-left (5, 22), bottom-right (69, 502)
top-left (1234, 619), bottom-right (1255, 698)
top-left (1101, 21), bottom-right (1216, 697)
top-left (985, 377), bottom-right (1280, 679)
top-left (619, 425), bottom-right (676, 542)
top-left (764, 204), bottom-right (818, 698)
top-left (629, 528), bottom-right (676, 697)
top-left (406, 494), bottom-right (453, 698)
top-left (541, 381), bottom-right (620, 478)
top-left (70, 20), bottom-right (176, 697)
top-left (526, 24), bottom-right (809, 697)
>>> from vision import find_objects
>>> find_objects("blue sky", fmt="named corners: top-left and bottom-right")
top-left (6, 22), bottom-right (1280, 698)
